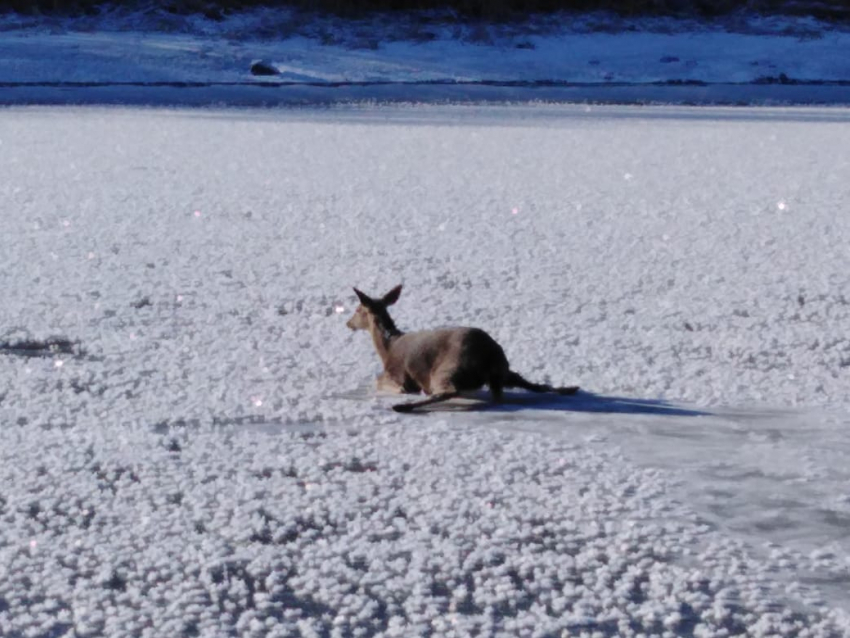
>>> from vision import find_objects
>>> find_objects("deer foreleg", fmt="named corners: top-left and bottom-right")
top-left (377, 372), bottom-right (421, 394)
top-left (376, 372), bottom-right (405, 394)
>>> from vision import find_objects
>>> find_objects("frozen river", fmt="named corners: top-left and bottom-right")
top-left (1, 104), bottom-right (849, 636)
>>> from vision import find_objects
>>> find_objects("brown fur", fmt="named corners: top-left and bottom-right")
top-left (347, 285), bottom-right (579, 412)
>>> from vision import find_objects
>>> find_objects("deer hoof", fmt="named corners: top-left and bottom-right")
top-left (392, 402), bottom-right (416, 413)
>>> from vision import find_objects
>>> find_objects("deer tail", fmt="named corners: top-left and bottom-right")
top-left (505, 371), bottom-right (579, 395)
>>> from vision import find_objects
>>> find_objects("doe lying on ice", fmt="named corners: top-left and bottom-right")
top-left (346, 284), bottom-right (579, 412)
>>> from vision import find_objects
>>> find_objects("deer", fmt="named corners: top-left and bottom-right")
top-left (346, 284), bottom-right (579, 413)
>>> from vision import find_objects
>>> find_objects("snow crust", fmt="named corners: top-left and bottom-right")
top-left (1, 104), bottom-right (849, 636)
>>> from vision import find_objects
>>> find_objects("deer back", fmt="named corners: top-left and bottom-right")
top-left (389, 327), bottom-right (509, 388)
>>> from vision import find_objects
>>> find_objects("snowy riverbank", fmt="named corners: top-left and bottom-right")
top-left (2, 9), bottom-right (850, 104)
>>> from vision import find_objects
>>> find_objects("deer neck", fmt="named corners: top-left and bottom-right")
top-left (368, 314), bottom-right (402, 369)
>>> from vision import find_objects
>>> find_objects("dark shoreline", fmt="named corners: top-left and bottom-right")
top-left (4, 81), bottom-right (850, 107)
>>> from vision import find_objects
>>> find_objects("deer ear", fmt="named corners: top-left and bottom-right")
top-left (353, 288), bottom-right (371, 306)
top-left (382, 284), bottom-right (402, 306)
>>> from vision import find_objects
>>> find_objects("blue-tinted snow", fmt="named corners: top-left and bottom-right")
top-left (1, 10), bottom-right (850, 105)
top-left (1, 104), bottom-right (849, 636)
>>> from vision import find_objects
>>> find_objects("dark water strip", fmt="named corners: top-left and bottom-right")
top-left (3, 80), bottom-right (850, 107)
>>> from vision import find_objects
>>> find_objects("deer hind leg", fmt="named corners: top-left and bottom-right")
top-left (392, 392), bottom-right (460, 413)
top-left (392, 375), bottom-right (457, 412)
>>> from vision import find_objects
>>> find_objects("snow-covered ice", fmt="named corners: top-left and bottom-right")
top-left (1, 104), bottom-right (850, 636)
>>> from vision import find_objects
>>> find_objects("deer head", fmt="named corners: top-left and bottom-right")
top-left (346, 284), bottom-right (403, 332)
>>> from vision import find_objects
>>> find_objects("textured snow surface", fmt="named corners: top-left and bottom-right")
top-left (1, 105), bottom-right (850, 636)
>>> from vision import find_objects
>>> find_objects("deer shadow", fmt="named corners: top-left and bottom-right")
top-left (421, 390), bottom-right (710, 418)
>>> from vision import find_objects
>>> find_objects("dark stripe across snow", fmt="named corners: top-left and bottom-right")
top-left (4, 79), bottom-right (850, 106)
